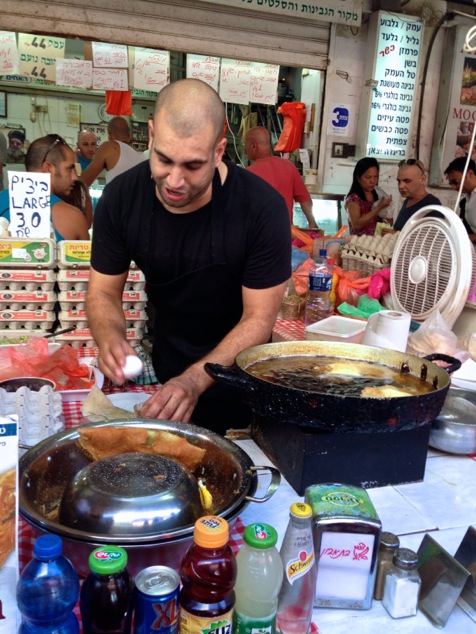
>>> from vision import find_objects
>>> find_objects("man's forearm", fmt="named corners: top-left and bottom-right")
top-left (86, 289), bottom-right (127, 346)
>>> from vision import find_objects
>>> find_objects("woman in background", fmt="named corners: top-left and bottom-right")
top-left (345, 157), bottom-right (392, 235)
top-left (63, 180), bottom-right (93, 230)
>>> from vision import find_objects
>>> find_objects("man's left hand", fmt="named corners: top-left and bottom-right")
top-left (139, 374), bottom-right (203, 423)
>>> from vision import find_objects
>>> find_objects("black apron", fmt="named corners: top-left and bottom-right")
top-left (145, 168), bottom-right (253, 434)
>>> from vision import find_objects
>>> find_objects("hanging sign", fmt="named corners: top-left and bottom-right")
top-left (56, 59), bottom-right (92, 89)
top-left (219, 59), bottom-right (279, 105)
top-left (92, 42), bottom-right (128, 68)
top-left (186, 55), bottom-right (220, 91)
top-left (18, 33), bottom-right (65, 82)
top-left (356, 12), bottom-right (422, 160)
top-left (92, 68), bottom-right (129, 91)
top-left (8, 172), bottom-right (51, 239)
top-left (194, 0), bottom-right (362, 26)
top-left (0, 31), bottom-right (19, 74)
top-left (133, 48), bottom-right (169, 93)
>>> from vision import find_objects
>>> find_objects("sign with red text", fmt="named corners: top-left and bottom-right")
top-left (220, 59), bottom-right (279, 105)
top-left (8, 172), bottom-right (51, 239)
top-left (0, 31), bottom-right (19, 74)
top-left (186, 55), bottom-right (220, 91)
top-left (92, 42), bottom-right (128, 68)
top-left (315, 531), bottom-right (375, 601)
top-left (356, 12), bottom-right (422, 161)
top-left (92, 68), bottom-right (129, 91)
top-left (56, 59), bottom-right (92, 89)
top-left (133, 48), bottom-right (169, 93)
top-left (18, 33), bottom-right (65, 82)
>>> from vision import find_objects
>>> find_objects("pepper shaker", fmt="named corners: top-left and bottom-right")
top-left (373, 532), bottom-right (400, 600)
top-left (382, 547), bottom-right (421, 619)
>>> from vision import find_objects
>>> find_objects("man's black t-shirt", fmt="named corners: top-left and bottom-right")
top-left (91, 160), bottom-right (291, 290)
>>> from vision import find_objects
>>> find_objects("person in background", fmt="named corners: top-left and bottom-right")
top-left (76, 130), bottom-right (98, 172)
top-left (444, 157), bottom-right (476, 243)
top-left (245, 126), bottom-right (318, 229)
top-left (81, 117), bottom-right (143, 186)
top-left (85, 78), bottom-right (290, 435)
top-left (345, 157), bottom-right (392, 235)
top-left (0, 134), bottom-right (89, 241)
top-left (393, 159), bottom-right (441, 231)
top-left (6, 129), bottom-right (26, 164)
top-left (63, 179), bottom-right (93, 230)
top-left (0, 132), bottom-right (6, 192)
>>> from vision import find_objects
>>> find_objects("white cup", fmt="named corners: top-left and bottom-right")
top-left (362, 310), bottom-right (411, 353)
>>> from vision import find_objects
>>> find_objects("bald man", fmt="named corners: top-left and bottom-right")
top-left (86, 79), bottom-right (290, 434)
top-left (76, 130), bottom-right (97, 171)
top-left (245, 126), bottom-right (318, 229)
top-left (81, 116), bottom-right (143, 186)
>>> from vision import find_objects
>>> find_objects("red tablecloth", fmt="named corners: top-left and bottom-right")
top-left (272, 317), bottom-right (306, 342)
top-left (19, 346), bottom-right (245, 575)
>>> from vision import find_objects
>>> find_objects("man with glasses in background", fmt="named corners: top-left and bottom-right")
top-left (393, 159), bottom-right (441, 231)
top-left (0, 134), bottom-right (89, 241)
top-left (444, 157), bottom-right (476, 243)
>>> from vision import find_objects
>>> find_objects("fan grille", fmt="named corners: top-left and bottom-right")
top-left (392, 223), bottom-right (455, 319)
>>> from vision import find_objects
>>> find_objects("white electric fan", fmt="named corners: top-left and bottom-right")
top-left (390, 205), bottom-right (476, 330)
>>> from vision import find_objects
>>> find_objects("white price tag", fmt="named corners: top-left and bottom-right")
top-left (8, 172), bottom-right (51, 238)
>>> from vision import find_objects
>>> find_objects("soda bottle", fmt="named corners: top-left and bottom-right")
top-left (304, 249), bottom-right (333, 326)
top-left (80, 545), bottom-right (135, 634)
top-left (276, 503), bottom-right (317, 634)
top-left (16, 533), bottom-right (80, 634)
top-left (179, 516), bottom-right (237, 634)
top-left (233, 523), bottom-right (284, 634)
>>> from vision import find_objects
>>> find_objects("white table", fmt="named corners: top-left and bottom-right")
top-left (236, 440), bottom-right (476, 633)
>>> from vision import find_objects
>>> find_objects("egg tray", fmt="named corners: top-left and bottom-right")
top-left (56, 268), bottom-right (146, 292)
top-left (0, 310), bottom-right (56, 330)
top-left (0, 386), bottom-right (64, 447)
top-left (58, 289), bottom-right (147, 312)
top-left (341, 232), bottom-right (399, 276)
top-left (0, 290), bottom-right (57, 311)
top-left (54, 326), bottom-right (144, 348)
top-left (0, 269), bottom-right (57, 291)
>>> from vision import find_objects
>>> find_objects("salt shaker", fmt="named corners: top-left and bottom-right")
top-left (382, 548), bottom-right (421, 619)
top-left (373, 532), bottom-right (400, 601)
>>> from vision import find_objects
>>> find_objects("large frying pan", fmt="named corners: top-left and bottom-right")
top-left (205, 341), bottom-right (460, 433)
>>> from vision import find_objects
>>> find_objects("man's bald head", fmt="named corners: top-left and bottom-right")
top-left (77, 130), bottom-right (97, 161)
top-left (107, 117), bottom-right (131, 142)
top-left (154, 79), bottom-right (225, 143)
top-left (245, 126), bottom-right (272, 161)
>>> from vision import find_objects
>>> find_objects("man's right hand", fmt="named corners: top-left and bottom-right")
top-left (97, 335), bottom-right (137, 385)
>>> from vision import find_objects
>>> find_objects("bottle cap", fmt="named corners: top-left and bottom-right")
top-left (380, 531), bottom-right (400, 551)
top-left (290, 502), bottom-right (312, 519)
top-left (33, 534), bottom-right (63, 560)
top-left (88, 546), bottom-right (128, 575)
top-left (319, 249), bottom-right (327, 256)
top-left (193, 516), bottom-right (229, 548)
top-left (243, 523), bottom-right (278, 549)
top-left (393, 547), bottom-right (418, 570)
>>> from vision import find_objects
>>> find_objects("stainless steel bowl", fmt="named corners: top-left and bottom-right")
top-left (429, 387), bottom-right (476, 455)
top-left (59, 452), bottom-right (203, 535)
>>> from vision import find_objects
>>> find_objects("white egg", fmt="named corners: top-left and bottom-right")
top-left (122, 355), bottom-right (143, 379)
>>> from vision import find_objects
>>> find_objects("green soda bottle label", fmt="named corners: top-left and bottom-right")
top-left (233, 611), bottom-right (276, 634)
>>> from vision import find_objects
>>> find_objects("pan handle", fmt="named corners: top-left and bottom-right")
top-left (245, 466), bottom-right (281, 503)
top-left (204, 362), bottom-right (253, 389)
top-left (423, 354), bottom-right (462, 375)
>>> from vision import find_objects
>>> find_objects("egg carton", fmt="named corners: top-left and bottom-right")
top-left (56, 268), bottom-right (145, 292)
top-left (54, 326), bottom-right (144, 347)
top-left (0, 310), bottom-right (56, 330)
top-left (57, 289), bottom-right (147, 311)
top-left (0, 290), bottom-right (57, 311)
top-left (58, 308), bottom-right (147, 330)
top-left (0, 386), bottom-right (64, 446)
top-left (56, 240), bottom-right (91, 269)
top-left (0, 269), bottom-right (57, 291)
top-left (0, 238), bottom-right (56, 268)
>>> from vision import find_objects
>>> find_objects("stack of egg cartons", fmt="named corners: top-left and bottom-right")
top-left (56, 241), bottom-right (147, 347)
top-left (340, 232), bottom-right (399, 276)
top-left (0, 238), bottom-right (57, 340)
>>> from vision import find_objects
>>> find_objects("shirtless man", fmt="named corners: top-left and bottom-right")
top-left (81, 117), bottom-right (143, 186)
top-left (0, 134), bottom-right (89, 241)
top-left (76, 130), bottom-right (97, 172)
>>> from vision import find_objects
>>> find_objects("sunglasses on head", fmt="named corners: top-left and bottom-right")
top-left (42, 135), bottom-right (66, 164)
top-left (398, 158), bottom-right (425, 173)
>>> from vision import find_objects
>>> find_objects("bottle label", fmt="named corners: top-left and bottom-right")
top-left (309, 273), bottom-right (332, 293)
top-left (180, 608), bottom-right (233, 634)
top-left (285, 549), bottom-right (315, 585)
top-left (233, 611), bottom-right (276, 634)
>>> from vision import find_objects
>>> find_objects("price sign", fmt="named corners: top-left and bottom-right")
top-left (8, 172), bottom-right (51, 238)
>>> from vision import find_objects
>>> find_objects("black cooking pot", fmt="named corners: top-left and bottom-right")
top-left (205, 341), bottom-right (460, 433)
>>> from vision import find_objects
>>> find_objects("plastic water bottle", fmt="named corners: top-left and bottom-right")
top-left (233, 523), bottom-right (284, 634)
top-left (276, 503), bottom-right (317, 634)
top-left (304, 249), bottom-right (333, 326)
top-left (16, 534), bottom-right (80, 634)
